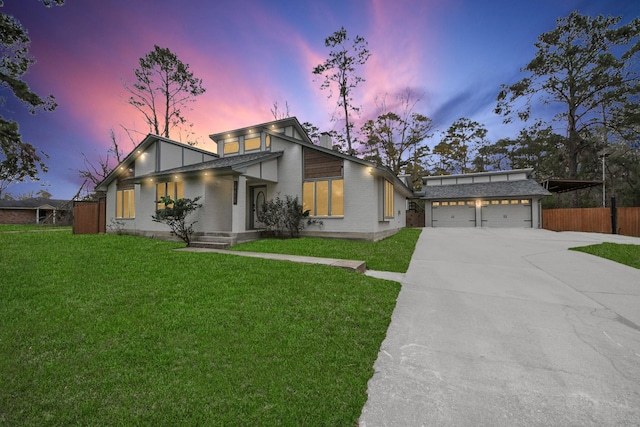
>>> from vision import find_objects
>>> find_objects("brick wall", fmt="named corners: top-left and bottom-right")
top-left (0, 209), bottom-right (37, 224)
top-left (0, 208), bottom-right (72, 225)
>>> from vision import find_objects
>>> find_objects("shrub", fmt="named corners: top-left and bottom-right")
top-left (257, 194), bottom-right (317, 238)
top-left (152, 196), bottom-right (202, 246)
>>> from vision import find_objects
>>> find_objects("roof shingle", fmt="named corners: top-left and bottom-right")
top-left (418, 180), bottom-right (551, 200)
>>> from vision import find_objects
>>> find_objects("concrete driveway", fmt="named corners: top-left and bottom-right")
top-left (360, 228), bottom-right (640, 426)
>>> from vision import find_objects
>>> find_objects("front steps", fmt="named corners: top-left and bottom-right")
top-left (190, 230), bottom-right (262, 249)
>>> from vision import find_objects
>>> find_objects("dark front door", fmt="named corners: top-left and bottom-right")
top-left (251, 186), bottom-right (267, 229)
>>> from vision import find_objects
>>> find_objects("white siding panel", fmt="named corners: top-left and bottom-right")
top-left (159, 142), bottom-right (183, 170)
top-left (135, 144), bottom-right (156, 176)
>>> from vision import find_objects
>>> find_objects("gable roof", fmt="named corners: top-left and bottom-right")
top-left (121, 151), bottom-right (283, 183)
top-left (0, 198), bottom-right (71, 210)
top-left (95, 134), bottom-right (217, 191)
top-left (418, 179), bottom-right (551, 200)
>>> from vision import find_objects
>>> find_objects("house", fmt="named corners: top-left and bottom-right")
top-left (95, 117), bottom-right (413, 244)
top-left (416, 169), bottom-right (551, 228)
top-left (0, 198), bottom-right (72, 225)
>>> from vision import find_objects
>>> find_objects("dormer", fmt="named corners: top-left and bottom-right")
top-left (209, 117), bottom-right (312, 158)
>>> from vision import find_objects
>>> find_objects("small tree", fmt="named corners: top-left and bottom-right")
top-left (152, 196), bottom-right (202, 246)
top-left (257, 194), bottom-right (313, 238)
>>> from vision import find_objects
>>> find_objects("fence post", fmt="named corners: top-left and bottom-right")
top-left (610, 196), bottom-right (617, 234)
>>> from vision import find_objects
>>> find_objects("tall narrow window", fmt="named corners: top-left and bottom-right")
top-left (302, 181), bottom-right (314, 214)
top-left (384, 179), bottom-right (394, 218)
top-left (331, 179), bottom-right (344, 216)
top-left (116, 189), bottom-right (135, 218)
top-left (316, 180), bottom-right (329, 216)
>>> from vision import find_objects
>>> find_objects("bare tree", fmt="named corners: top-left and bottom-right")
top-left (270, 101), bottom-right (291, 120)
top-left (76, 129), bottom-right (125, 193)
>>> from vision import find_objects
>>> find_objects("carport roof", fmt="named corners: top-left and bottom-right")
top-left (417, 179), bottom-right (551, 200)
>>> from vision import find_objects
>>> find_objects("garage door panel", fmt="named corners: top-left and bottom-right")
top-left (481, 200), bottom-right (532, 228)
top-left (432, 201), bottom-right (476, 227)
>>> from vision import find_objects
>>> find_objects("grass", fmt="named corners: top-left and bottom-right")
top-left (571, 242), bottom-right (640, 269)
top-left (233, 228), bottom-right (422, 272)
top-left (1, 230), bottom-right (400, 426)
top-left (0, 224), bottom-right (70, 232)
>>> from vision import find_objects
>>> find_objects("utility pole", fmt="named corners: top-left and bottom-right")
top-left (600, 152), bottom-right (609, 208)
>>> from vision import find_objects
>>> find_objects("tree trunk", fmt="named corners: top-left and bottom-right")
top-left (567, 106), bottom-right (580, 207)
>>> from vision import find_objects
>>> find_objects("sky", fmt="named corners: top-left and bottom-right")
top-left (2, 0), bottom-right (638, 199)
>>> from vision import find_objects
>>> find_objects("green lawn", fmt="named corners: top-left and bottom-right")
top-left (233, 228), bottom-right (422, 272)
top-left (0, 224), bottom-right (71, 232)
top-left (1, 231), bottom-right (401, 426)
top-left (571, 242), bottom-right (640, 269)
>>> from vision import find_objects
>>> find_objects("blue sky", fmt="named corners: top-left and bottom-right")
top-left (2, 0), bottom-right (638, 199)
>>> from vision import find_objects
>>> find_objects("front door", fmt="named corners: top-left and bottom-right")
top-left (251, 186), bottom-right (267, 229)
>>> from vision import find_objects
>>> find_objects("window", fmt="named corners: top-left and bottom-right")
top-left (244, 136), bottom-right (260, 151)
top-left (521, 199), bottom-right (531, 205)
top-left (156, 181), bottom-right (184, 209)
top-left (384, 179), bottom-right (394, 218)
top-left (331, 179), bottom-right (344, 216)
top-left (266, 134), bottom-right (271, 148)
top-left (224, 139), bottom-right (239, 154)
top-left (116, 189), bottom-right (135, 218)
top-left (432, 201), bottom-right (440, 207)
top-left (302, 179), bottom-right (344, 217)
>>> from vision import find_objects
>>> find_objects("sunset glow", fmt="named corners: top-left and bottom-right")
top-left (2, 0), bottom-right (637, 198)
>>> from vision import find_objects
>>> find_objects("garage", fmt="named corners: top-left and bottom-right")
top-left (480, 199), bottom-right (532, 227)
top-left (431, 200), bottom-right (476, 227)
top-left (417, 169), bottom-right (551, 229)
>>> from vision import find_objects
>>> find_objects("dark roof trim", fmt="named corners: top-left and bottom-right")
top-left (121, 151), bottom-right (283, 183)
top-left (209, 117), bottom-right (312, 143)
top-left (0, 198), bottom-right (71, 209)
top-left (541, 179), bottom-right (602, 193)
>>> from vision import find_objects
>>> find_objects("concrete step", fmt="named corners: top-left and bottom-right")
top-left (189, 241), bottom-right (231, 250)
top-left (195, 235), bottom-right (235, 243)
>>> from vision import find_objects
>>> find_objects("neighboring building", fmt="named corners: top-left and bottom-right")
top-left (0, 198), bottom-right (72, 225)
top-left (95, 117), bottom-right (413, 244)
top-left (417, 169), bottom-right (551, 228)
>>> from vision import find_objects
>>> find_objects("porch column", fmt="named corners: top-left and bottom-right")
top-left (231, 175), bottom-right (246, 233)
top-left (36, 208), bottom-right (40, 224)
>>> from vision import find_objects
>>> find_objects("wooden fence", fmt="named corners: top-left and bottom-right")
top-left (542, 207), bottom-right (640, 237)
top-left (73, 198), bottom-right (106, 234)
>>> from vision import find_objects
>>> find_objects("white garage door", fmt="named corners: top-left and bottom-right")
top-left (432, 200), bottom-right (476, 227)
top-left (481, 199), bottom-right (532, 228)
